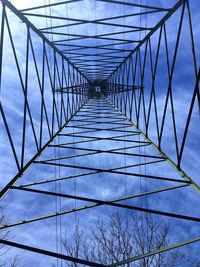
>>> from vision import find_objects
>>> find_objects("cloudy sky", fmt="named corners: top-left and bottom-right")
top-left (0, 0), bottom-right (200, 266)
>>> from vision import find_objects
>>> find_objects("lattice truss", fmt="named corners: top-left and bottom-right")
top-left (0, 0), bottom-right (200, 266)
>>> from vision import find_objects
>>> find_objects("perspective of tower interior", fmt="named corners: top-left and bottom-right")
top-left (0, 0), bottom-right (200, 266)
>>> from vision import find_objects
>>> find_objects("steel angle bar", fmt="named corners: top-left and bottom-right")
top-left (108, 98), bottom-right (200, 194)
top-left (37, 143), bottom-right (164, 163)
top-left (69, 120), bottom-right (131, 125)
top-left (73, 114), bottom-right (103, 118)
top-left (39, 19), bottom-right (152, 32)
top-left (56, 45), bottom-right (133, 52)
top-left (75, 113), bottom-right (121, 118)
top-left (18, 139), bottom-right (163, 186)
top-left (40, 151), bottom-right (101, 161)
top-left (0, 104), bottom-right (20, 171)
top-left (108, 83), bottom-right (143, 89)
top-left (97, 0), bottom-right (170, 11)
top-left (76, 113), bottom-right (119, 118)
top-left (83, 104), bottom-right (111, 108)
top-left (1, 236), bottom-right (200, 267)
top-left (20, 0), bottom-right (83, 12)
top-left (67, 54), bottom-right (126, 59)
top-left (0, 4), bottom-right (5, 90)
top-left (109, 236), bottom-right (200, 266)
top-left (49, 33), bottom-right (139, 43)
top-left (54, 84), bottom-right (90, 91)
top-left (72, 60), bottom-right (122, 64)
top-left (78, 147), bottom-right (163, 159)
top-left (55, 90), bottom-right (85, 95)
top-left (76, 65), bottom-right (117, 68)
top-left (106, 88), bottom-right (143, 94)
top-left (64, 125), bottom-right (133, 131)
top-left (24, 12), bottom-right (152, 31)
top-left (58, 131), bottom-right (137, 138)
top-left (79, 107), bottom-right (116, 111)
top-left (77, 114), bottom-right (121, 118)
top-left (61, 132), bottom-right (139, 138)
top-left (63, 129), bottom-right (100, 135)
top-left (54, 136), bottom-right (141, 143)
top-left (45, 142), bottom-right (150, 161)
top-left (75, 115), bottom-right (125, 120)
top-left (61, 126), bottom-right (136, 134)
top-left (0, 240), bottom-right (103, 267)
top-left (107, 0), bottom-right (186, 79)
top-left (49, 138), bottom-right (151, 147)
top-left (43, 11), bottom-right (158, 35)
top-left (18, 171), bottom-right (99, 188)
top-left (64, 121), bottom-right (103, 127)
top-left (1, 184), bottom-right (198, 232)
top-left (73, 58), bottom-right (122, 63)
top-left (4, 13), bottom-right (40, 153)
top-left (33, 160), bottom-right (170, 178)
top-left (61, 129), bottom-right (100, 136)
top-left (1, 0), bottom-right (87, 80)
top-left (50, 139), bottom-right (96, 146)
top-left (29, 36), bottom-right (51, 139)
top-left (0, 98), bottom-right (89, 199)
top-left (178, 68), bottom-right (200, 166)
top-left (11, 185), bottom-right (193, 224)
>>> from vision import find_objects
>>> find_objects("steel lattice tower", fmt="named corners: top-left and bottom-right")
top-left (0, 0), bottom-right (200, 266)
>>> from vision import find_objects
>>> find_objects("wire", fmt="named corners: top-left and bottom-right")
top-left (65, 1), bottom-right (71, 60)
top-left (48, 0), bottom-right (54, 43)
top-left (54, 137), bottom-right (59, 267)
top-left (44, 1), bottom-right (58, 266)
top-left (144, 0), bottom-right (148, 211)
top-left (73, 108), bottom-right (77, 228)
top-left (123, 0), bottom-right (128, 229)
top-left (95, 0), bottom-right (97, 80)
top-left (58, 134), bottom-right (63, 267)
top-left (139, 0), bottom-right (143, 210)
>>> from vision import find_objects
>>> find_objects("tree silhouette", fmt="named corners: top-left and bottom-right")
top-left (0, 207), bottom-right (20, 267)
top-left (62, 212), bottom-right (194, 267)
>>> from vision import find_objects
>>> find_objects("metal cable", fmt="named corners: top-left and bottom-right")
top-left (44, 1), bottom-right (59, 265)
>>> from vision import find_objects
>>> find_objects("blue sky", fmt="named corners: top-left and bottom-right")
top-left (0, 0), bottom-right (200, 266)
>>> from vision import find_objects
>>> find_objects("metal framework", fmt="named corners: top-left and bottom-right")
top-left (0, 0), bottom-right (199, 266)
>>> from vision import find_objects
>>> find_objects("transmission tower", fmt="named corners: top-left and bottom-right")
top-left (0, 0), bottom-right (200, 266)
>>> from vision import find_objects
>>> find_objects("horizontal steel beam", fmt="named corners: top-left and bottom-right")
top-left (97, 0), bottom-right (170, 11)
top-left (109, 236), bottom-right (200, 266)
top-left (0, 240), bottom-right (104, 267)
top-left (20, 0), bottom-right (82, 12)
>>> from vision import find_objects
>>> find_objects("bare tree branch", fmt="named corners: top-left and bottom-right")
top-left (0, 207), bottom-right (20, 267)
top-left (62, 212), bottom-right (199, 267)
